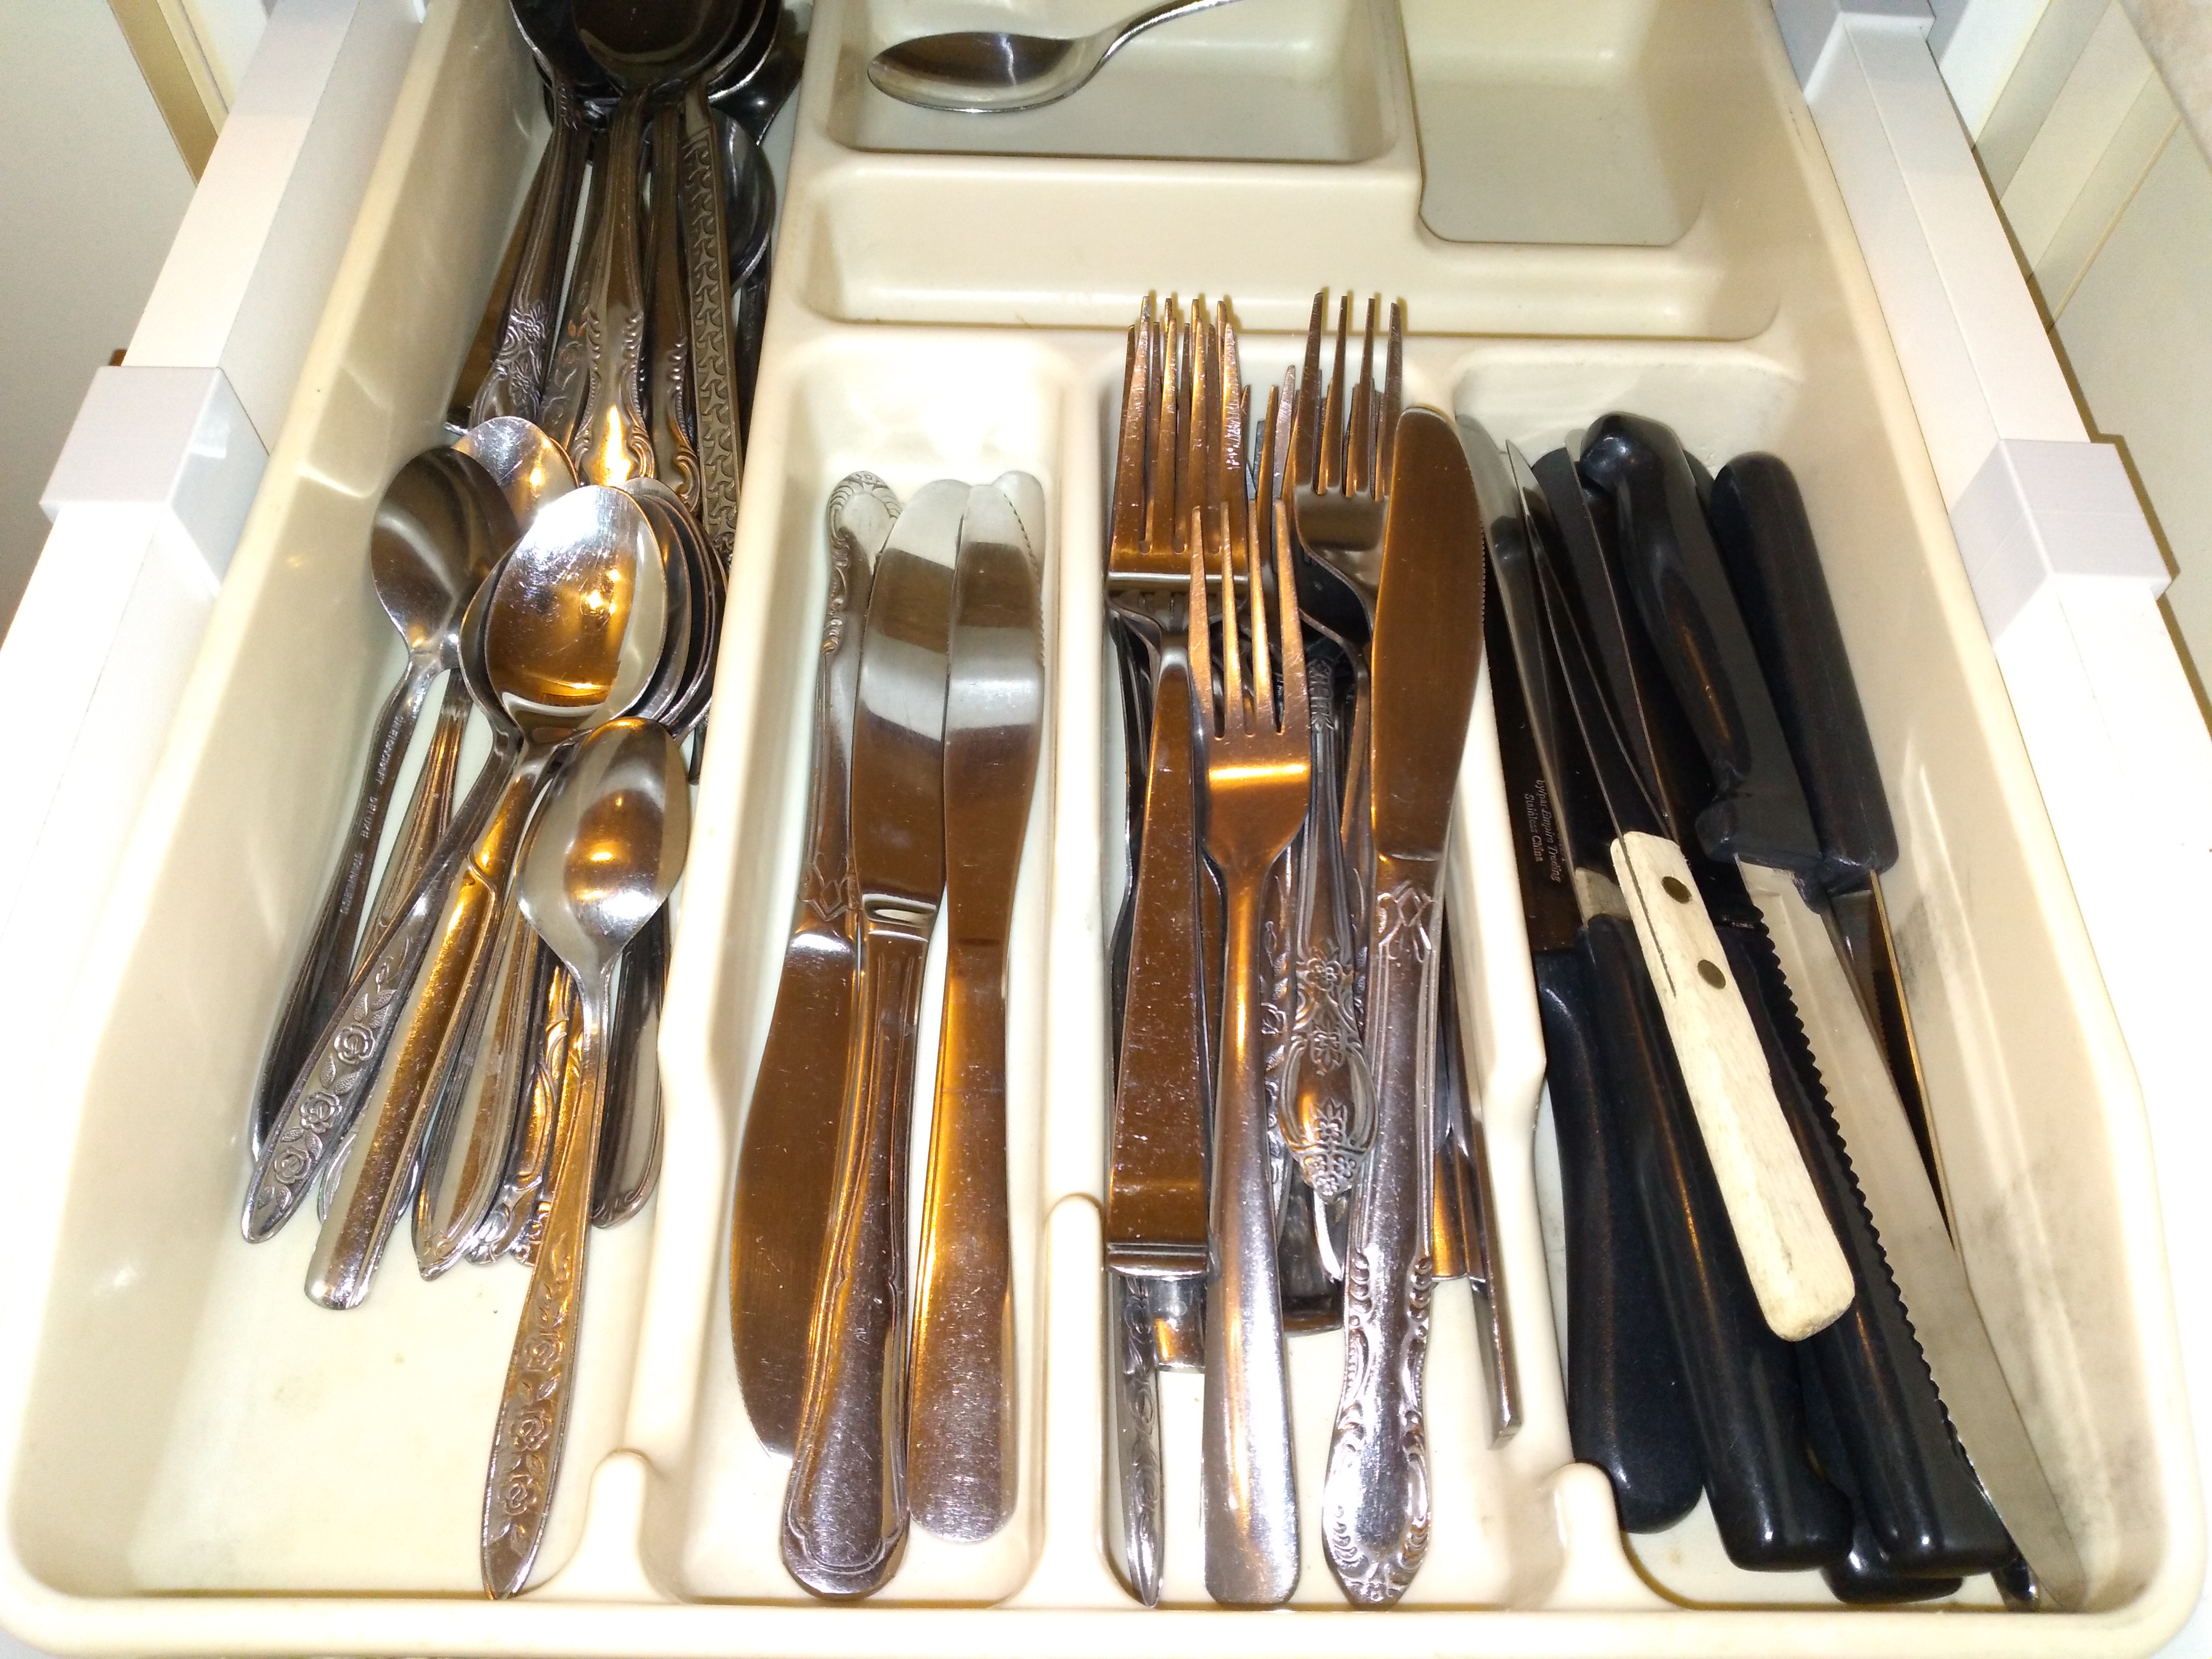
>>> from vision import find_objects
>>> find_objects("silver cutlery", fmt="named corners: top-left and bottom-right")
top-left (782, 543), bottom-right (956, 1599)
top-left (730, 472), bottom-right (908, 1456)
top-left (1188, 381), bottom-right (1309, 1608)
top-left (249, 449), bottom-right (514, 1158)
top-left (244, 488), bottom-right (665, 1281)
top-left (908, 482), bottom-right (1045, 1543)
top-left (867, 0), bottom-right (1247, 114)
top-left (484, 716), bottom-right (690, 1597)
top-left (1319, 406), bottom-right (1485, 1606)
top-left (1103, 297), bottom-right (1215, 1606)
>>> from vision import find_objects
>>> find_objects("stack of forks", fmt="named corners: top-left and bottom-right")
top-left (1103, 293), bottom-right (1515, 1607)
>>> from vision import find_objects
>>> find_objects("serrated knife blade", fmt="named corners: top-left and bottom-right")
top-left (1748, 864), bottom-right (2087, 1607)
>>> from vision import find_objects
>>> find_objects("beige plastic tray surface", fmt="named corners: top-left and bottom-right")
top-left (0, 0), bottom-right (2195, 1653)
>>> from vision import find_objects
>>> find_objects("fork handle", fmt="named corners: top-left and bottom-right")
top-left (1322, 852), bottom-right (1439, 1606)
top-left (1201, 864), bottom-right (1300, 1606)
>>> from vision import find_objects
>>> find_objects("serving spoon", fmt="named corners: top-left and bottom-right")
top-left (484, 715), bottom-right (690, 1598)
top-left (249, 448), bottom-right (515, 1158)
top-left (866, 0), bottom-right (1244, 114)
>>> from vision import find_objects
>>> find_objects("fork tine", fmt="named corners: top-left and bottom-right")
top-left (1147, 297), bottom-right (1178, 554)
top-left (1187, 501), bottom-right (1215, 738)
top-left (1273, 493), bottom-right (1307, 739)
top-left (1255, 382), bottom-right (1281, 567)
top-left (1379, 299), bottom-right (1404, 490)
top-left (1111, 300), bottom-right (1151, 555)
top-left (1321, 295), bottom-right (1350, 494)
top-left (1216, 504), bottom-right (1244, 736)
top-left (1295, 291), bottom-right (1326, 488)
top-left (1348, 296), bottom-right (1377, 497)
top-left (1244, 479), bottom-right (1271, 732)
top-left (1218, 303), bottom-right (1249, 566)
top-left (1179, 298), bottom-right (1212, 551)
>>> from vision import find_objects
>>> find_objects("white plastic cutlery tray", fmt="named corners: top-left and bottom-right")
top-left (0, 0), bottom-right (2194, 1653)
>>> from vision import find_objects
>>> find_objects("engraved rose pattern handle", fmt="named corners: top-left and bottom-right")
top-left (1321, 870), bottom-right (1440, 1605)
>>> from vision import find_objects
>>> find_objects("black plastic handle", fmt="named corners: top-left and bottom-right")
top-left (1580, 914), bottom-right (1850, 1569)
top-left (1798, 1351), bottom-right (1965, 1604)
top-left (1717, 917), bottom-right (2015, 1579)
top-left (1709, 454), bottom-right (1898, 891)
top-left (1579, 414), bottom-right (1821, 874)
top-left (1535, 945), bottom-right (1702, 1534)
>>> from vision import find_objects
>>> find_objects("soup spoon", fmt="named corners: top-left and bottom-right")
top-left (867, 0), bottom-right (1245, 115)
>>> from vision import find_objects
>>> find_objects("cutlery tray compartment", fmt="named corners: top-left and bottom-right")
top-left (0, 0), bottom-right (2193, 1651)
top-left (827, 0), bottom-right (1397, 163)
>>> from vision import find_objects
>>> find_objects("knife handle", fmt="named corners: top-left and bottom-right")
top-left (1708, 454), bottom-right (1898, 890)
top-left (1581, 914), bottom-right (1852, 1569)
top-left (1799, 1348), bottom-right (1967, 1603)
top-left (1320, 858), bottom-right (1433, 1606)
top-left (908, 938), bottom-right (1017, 1543)
top-left (1579, 413), bottom-right (1821, 874)
top-left (1535, 944), bottom-right (1702, 1534)
top-left (783, 910), bottom-right (932, 1599)
top-left (1108, 1269), bottom-right (1165, 1606)
top-left (1718, 920), bottom-right (2016, 1578)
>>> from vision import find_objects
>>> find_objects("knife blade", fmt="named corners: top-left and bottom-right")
top-left (1707, 451), bottom-right (2087, 1608)
top-left (782, 537), bottom-right (955, 1600)
top-left (1496, 438), bottom-right (1854, 1563)
top-left (1321, 405), bottom-right (1485, 1606)
top-left (908, 483), bottom-right (1045, 1544)
top-left (1580, 413), bottom-right (2039, 1594)
top-left (730, 473), bottom-right (914, 1455)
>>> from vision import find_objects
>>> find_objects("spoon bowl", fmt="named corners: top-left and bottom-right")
top-left (371, 447), bottom-right (515, 664)
top-left (519, 718), bottom-right (691, 989)
top-left (573, 0), bottom-right (744, 90)
top-left (482, 484), bottom-right (668, 741)
top-left (458, 416), bottom-right (578, 530)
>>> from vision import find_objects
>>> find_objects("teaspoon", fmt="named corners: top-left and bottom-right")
top-left (866, 0), bottom-right (1245, 115)
top-left (249, 448), bottom-right (514, 1158)
top-left (485, 715), bottom-right (690, 1598)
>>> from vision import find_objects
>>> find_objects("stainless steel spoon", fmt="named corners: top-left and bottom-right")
top-left (249, 448), bottom-right (515, 1159)
top-left (243, 488), bottom-right (666, 1269)
top-left (413, 473), bottom-right (690, 1283)
top-left (297, 486), bottom-right (668, 1307)
top-left (866, 0), bottom-right (1245, 115)
top-left (485, 716), bottom-right (690, 1598)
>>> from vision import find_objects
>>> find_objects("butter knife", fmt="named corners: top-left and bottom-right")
top-left (1321, 406), bottom-right (1487, 1606)
top-left (731, 471), bottom-right (906, 1455)
top-left (908, 482), bottom-right (1044, 1543)
top-left (781, 543), bottom-right (955, 1599)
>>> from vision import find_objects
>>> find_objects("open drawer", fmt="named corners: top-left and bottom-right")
top-left (0, 0), bottom-right (2196, 1653)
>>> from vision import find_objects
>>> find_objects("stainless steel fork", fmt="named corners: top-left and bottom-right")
top-left (1190, 414), bottom-right (1310, 1608)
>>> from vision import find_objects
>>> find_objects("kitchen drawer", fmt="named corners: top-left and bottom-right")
top-left (0, 0), bottom-right (2198, 1653)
